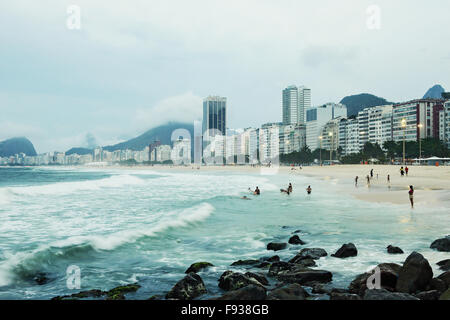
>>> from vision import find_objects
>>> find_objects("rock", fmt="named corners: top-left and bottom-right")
top-left (330, 292), bottom-right (361, 300)
top-left (427, 278), bottom-right (447, 294)
top-left (267, 242), bottom-right (288, 251)
top-left (437, 271), bottom-right (450, 289)
top-left (440, 288), bottom-right (450, 300)
top-left (268, 262), bottom-right (294, 276)
top-left (331, 243), bottom-right (358, 258)
top-left (396, 252), bottom-right (433, 294)
top-left (437, 259), bottom-right (450, 271)
top-left (364, 289), bottom-right (419, 300)
top-left (218, 271), bottom-right (264, 291)
top-left (309, 282), bottom-right (333, 294)
top-left (430, 236), bottom-right (450, 252)
top-left (106, 283), bottom-right (141, 300)
top-left (185, 262), bottom-right (214, 273)
top-left (166, 273), bottom-right (207, 300)
top-left (288, 256), bottom-right (316, 268)
top-left (348, 263), bottom-right (401, 296)
top-left (267, 283), bottom-right (309, 300)
top-left (297, 248), bottom-right (328, 260)
top-left (387, 245), bottom-right (404, 254)
top-left (230, 260), bottom-right (260, 266)
top-left (255, 262), bottom-right (271, 269)
top-left (245, 272), bottom-right (269, 286)
top-left (52, 289), bottom-right (106, 300)
top-left (276, 269), bottom-right (333, 285)
top-left (261, 255), bottom-right (280, 263)
top-left (217, 284), bottom-right (266, 300)
top-left (414, 290), bottom-right (441, 301)
top-left (148, 295), bottom-right (162, 300)
top-left (288, 235), bottom-right (306, 245)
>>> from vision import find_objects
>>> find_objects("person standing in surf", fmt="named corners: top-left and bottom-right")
top-left (306, 186), bottom-right (312, 195)
top-left (408, 185), bottom-right (414, 208)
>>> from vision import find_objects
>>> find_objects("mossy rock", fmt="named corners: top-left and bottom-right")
top-left (440, 288), bottom-right (450, 300)
top-left (106, 283), bottom-right (141, 300)
top-left (185, 262), bottom-right (214, 273)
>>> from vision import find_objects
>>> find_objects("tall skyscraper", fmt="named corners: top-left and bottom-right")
top-left (282, 85), bottom-right (311, 125)
top-left (202, 96), bottom-right (227, 161)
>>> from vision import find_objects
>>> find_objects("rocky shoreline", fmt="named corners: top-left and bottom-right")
top-left (52, 235), bottom-right (450, 301)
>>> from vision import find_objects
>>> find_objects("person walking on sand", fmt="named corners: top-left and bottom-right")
top-left (366, 175), bottom-right (370, 186)
top-left (370, 169), bottom-right (374, 179)
top-left (387, 174), bottom-right (391, 189)
top-left (355, 176), bottom-right (358, 187)
top-left (306, 185), bottom-right (312, 195)
top-left (400, 167), bottom-right (404, 177)
top-left (405, 166), bottom-right (409, 176)
top-left (408, 185), bottom-right (414, 208)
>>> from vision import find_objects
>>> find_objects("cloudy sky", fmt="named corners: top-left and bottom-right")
top-left (0, 0), bottom-right (449, 153)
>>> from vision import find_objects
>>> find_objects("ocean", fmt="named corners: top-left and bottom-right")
top-left (0, 166), bottom-right (448, 299)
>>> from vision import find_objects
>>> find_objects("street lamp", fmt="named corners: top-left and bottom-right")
top-left (401, 118), bottom-right (407, 165)
top-left (319, 136), bottom-right (323, 166)
top-left (329, 132), bottom-right (333, 164)
top-left (417, 123), bottom-right (423, 164)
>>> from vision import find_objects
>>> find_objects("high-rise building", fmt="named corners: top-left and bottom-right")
top-left (443, 100), bottom-right (450, 149)
top-left (367, 105), bottom-right (393, 148)
top-left (202, 96), bottom-right (227, 162)
top-left (282, 85), bottom-right (311, 125)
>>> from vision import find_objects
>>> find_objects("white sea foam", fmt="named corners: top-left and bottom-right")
top-left (7, 174), bottom-right (145, 196)
top-left (0, 189), bottom-right (11, 205)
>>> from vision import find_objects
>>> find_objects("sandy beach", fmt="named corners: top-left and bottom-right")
top-left (103, 163), bottom-right (450, 207)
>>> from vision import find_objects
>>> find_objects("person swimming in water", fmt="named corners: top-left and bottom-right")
top-left (306, 186), bottom-right (312, 194)
top-left (288, 183), bottom-right (293, 193)
top-left (253, 186), bottom-right (260, 195)
top-left (241, 196), bottom-right (251, 200)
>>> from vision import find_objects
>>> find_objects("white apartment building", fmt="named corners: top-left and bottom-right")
top-left (338, 118), bottom-right (359, 155)
top-left (367, 105), bottom-right (393, 149)
top-left (282, 85), bottom-right (311, 125)
top-left (259, 124), bottom-right (280, 164)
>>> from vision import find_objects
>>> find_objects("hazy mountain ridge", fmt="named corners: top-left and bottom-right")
top-left (0, 137), bottom-right (37, 157)
top-left (423, 84), bottom-right (445, 99)
top-left (339, 93), bottom-right (394, 117)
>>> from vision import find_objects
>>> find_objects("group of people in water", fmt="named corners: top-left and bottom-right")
top-left (243, 183), bottom-right (312, 199)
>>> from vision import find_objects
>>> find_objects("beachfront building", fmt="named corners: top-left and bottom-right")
top-left (248, 128), bottom-right (259, 164)
top-left (282, 85), bottom-right (311, 125)
top-left (259, 123), bottom-right (280, 164)
top-left (338, 117), bottom-right (359, 155)
top-left (444, 100), bottom-right (450, 149)
top-left (202, 96), bottom-right (227, 161)
top-left (367, 105), bottom-right (394, 148)
top-left (392, 99), bottom-right (444, 142)
top-left (279, 124), bottom-right (306, 154)
top-left (305, 103), bottom-right (347, 151)
top-left (320, 117), bottom-right (341, 155)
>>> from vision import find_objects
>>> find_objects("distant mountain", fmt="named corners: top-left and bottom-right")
top-left (103, 122), bottom-right (194, 152)
top-left (66, 147), bottom-right (93, 155)
top-left (0, 137), bottom-right (37, 157)
top-left (340, 93), bottom-right (394, 117)
top-left (423, 84), bottom-right (445, 99)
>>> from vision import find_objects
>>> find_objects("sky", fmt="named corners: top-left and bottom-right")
top-left (0, 0), bottom-right (449, 153)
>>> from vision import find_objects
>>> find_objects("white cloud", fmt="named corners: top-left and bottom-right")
top-left (134, 92), bottom-right (202, 130)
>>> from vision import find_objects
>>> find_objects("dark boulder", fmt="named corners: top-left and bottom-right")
top-left (267, 242), bottom-right (288, 251)
top-left (185, 262), bottom-right (214, 273)
top-left (267, 283), bottom-right (309, 300)
top-left (276, 268), bottom-right (332, 285)
top-left (261, 255), bottom-right (280, 263)
top-left (296, 248), bottom-right (328, 260)
top-left (430, 236), bottom-right (450, 252)
top-left (427, 278), bottom-right (447, 294)
top-left (255, 262), bottom-right (271, 269)
top-left (309, 282), bottom-right (333, 294)
top-left (387, 245), bottom-right (404, 254)
top-left (331, 243), bottom-right (358, 258)
top-left (218, 271), bottom-right (264, 291)
top-left (330, 292), bottom-right (361, 300)
top-left (268, 262), bottom-right (294, 276)
top-left (437, 271), bottom-right (450, 289)
top-left (288, 235), bottom-right (306, 245)
top-left (245, 272), bottom-right (269, 286)
top-left (396, 252), bottom-right (433, 294)
top-left (217, 284), bottom-right (266, 300)
top-left (364, 289), bottom-right (419, 300)
top-left (348, 263), bottom-right (401, 296)
top-left (414, 290), bottom-right (441, 301)
top-left (166, 273), bottom-right (207, 300)
top-left (437, 259), bottom-right (450, 271)
top-left (52, 289), bottom-right (106, 300)
top-left (230, 259), bottom-right (260, 267)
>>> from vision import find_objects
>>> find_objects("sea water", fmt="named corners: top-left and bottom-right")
top-left (0, 166), bottom-right (449, 299)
